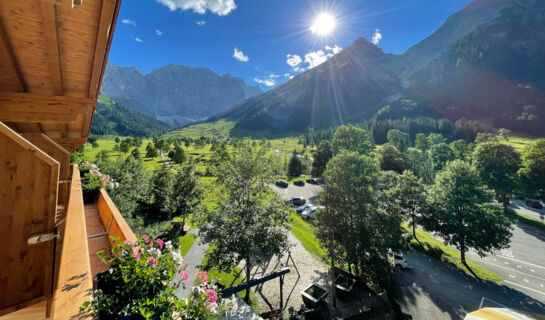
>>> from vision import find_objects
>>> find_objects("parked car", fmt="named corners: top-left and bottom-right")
top-left (526, 199), bottom-right (543, 209)
top-left (306, 178), bottom-right (318, 184)
top-left (301, 206), bottom-right (317, 219)
top-left (296, 203), bottom-right (312, 213)
top-left (315, 177), bottom-right (325, 185)
top-left (294, 180), bottom-right (305, 186)
top-left (275, 180), bottom-right (288, 188)
top-left (289, 197), bottom-right (306, 206)
top-left (393, 253), bottom-right (409, 270)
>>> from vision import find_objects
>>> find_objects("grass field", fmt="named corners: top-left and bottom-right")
top-left (405, 224), bottom-right (502, 281)
top-left (202, 246), bottom-right (260, 313)
top-left (503, 135), bottom-right (536, 152)
top-left (163, 120), bottom-right (236, 139)
top-left (289, 211), bottom-right (326, 261)
top-left (179, 233), bottom-right (197, 256)
top-left (507, 209), bottom-right (545, 232)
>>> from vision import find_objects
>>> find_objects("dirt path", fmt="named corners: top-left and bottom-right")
top-left (250, 232), bottom-right (329, 312)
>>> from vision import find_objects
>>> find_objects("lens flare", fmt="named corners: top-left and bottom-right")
top-left (310, 13), bottom-right (336, 36)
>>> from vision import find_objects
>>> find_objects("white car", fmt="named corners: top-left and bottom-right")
top-left (301, 205), bottom-right (317, 219)
top-left (393, 253), bottom-right (409, 270)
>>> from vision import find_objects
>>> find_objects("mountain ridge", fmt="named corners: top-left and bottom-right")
top-left (100, 62), bottom-right (262, 127)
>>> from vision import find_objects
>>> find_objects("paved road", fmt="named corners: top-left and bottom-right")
top-left (510, 199), bottom-right (545, 222)
top-left (466, 222), bottom-right (545, 302)
top-left (175, 229), bottom-right (209, 298)
top-left (395, 251), bottom-right (545, 320)
top-left (269, 183), bottom-right (322, 204)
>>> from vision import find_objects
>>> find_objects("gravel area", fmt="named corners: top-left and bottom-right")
top-left (250, 232), bottom-right (329, 312)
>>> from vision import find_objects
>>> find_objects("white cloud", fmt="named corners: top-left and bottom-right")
top-left (155, 29), bottom-right (163, 36)
top-left (286, 54), bottom-right (302, 68)
top-left (135, 37), bottom-right (143, 43)
top-left (196, 20), bottom-right (206, 26)
top-left (233, 47), bottom-right (249, 62)
top-left (155, 0), bottom-right (236, 16)
top-left (254, 74), bottom-right (279, 87)
top-left (284, 73), bottom-right (294, 79)
top-left (372, 29), bottom-right (382, 45)
top-left (122, 19), bottom-right (136, 26)
top-left (304, 45), bottom-right (342, 69)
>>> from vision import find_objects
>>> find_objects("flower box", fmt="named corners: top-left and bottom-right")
top-left (82, 188), bottom-right (99, 204)
top-left (334, 274), bottom-right (356, 299)
top-left (301, 283), bottom-right (328, 309)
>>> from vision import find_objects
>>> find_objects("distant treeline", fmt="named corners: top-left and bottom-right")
top-left (302, 116), bottom-right (497, 146)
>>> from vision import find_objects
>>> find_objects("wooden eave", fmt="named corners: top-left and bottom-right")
top-left (0, 0), bottom-right (122, 152)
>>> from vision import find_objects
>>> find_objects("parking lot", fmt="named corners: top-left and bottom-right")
top-left (269, 181), bottom-right (322, 204)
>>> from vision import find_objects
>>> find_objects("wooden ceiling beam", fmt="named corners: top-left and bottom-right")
top-left (0, 111), bottom-right (78, 123)
top-left (0, 92), bottom-right (94, 105)
top-left (0, 18), bottom-right (26, 92)
top-left (41, 1), bottom-right (63, 96)
top-left (88, 0), bottom-right (119, 99)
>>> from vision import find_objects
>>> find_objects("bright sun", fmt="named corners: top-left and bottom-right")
top-left (310, 13), bottom-right (336, 36)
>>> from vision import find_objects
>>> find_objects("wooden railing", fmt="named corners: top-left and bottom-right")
top-left (50, 165), bottom-right (93, 319)
top-left (96, 189), bottom-right (137, 248)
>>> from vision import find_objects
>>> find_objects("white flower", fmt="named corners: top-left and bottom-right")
top-left (165, 241), bottom-right (173, 250)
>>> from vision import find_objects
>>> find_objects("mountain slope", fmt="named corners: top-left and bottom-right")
top-left (208, 0), bottom-right (545, 137)
top-left (409, 0), bottom-right (545, 134)
top-left (213, 39), bottom-right (402, 136)
top-left (101, 63), bottom-right (262, 126)
top-left (91, 95), bottom-right (173, 137)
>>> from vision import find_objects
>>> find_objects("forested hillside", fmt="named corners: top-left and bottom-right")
top-left (91, 95), bottom-right (173, 137)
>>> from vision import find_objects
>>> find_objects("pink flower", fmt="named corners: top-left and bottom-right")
top-left (142, 235), bottom-right (150, 243)
top-left (156, 239), bottom-right (164, 250)
top-left (148, 257), bottom-right (157, 268)
top-left (132, 252), bottom-right (140, 261)
top-left (196, 270), bottom-right (208, 283)
top-left (185, 262), bottom-right (189, 269)
top-left (179, 270), bottom-right (189, 282)
top-left (207, 289), bottom-right (217, 303)
top-left (150, 241), bottom-right (154, 249)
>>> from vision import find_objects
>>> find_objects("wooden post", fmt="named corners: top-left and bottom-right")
top-left (279, 275), bottom-right (284, 310)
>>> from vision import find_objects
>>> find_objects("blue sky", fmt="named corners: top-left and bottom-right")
top-left (108, 0), bottom-right (473, 90)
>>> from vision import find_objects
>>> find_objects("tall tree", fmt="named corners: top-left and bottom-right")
top-left (426, 160), bottom-right (513, 276)
top-left (473, 142), bottom-right (521, 209)
top-left (150, 166), bottom-right (175, 221)
top-left (311, 141), bottom-right (333, 177)
top-left (287, 150), bottom-right (303, 178)
top-left (171, 146), bottom-right (187, 164)
top-left (387, 129), bottom-right (409, 152)
top-left (332, 125), bottom-right (373, 155)
top-left (199, 144), bottom-right (290, 301)
top-left (392, 171), bottom-right (427, 241)
top-left (430, 143), bottom-right (454, 172)
top-left (519, 139), bottom-right (545, 199)
top-left (131, 148), bottom-right (141, 160)
top-left (449, 139), bottom-right (470, 160)
top-left (378, 143), bottom-right (406, 173)
top-left (317, 151), bottom-right (403, 286)
top-left (172, 163), bottom-right (204, 228)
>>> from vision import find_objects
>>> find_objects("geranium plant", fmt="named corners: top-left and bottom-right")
top-left (80, 235), bottom-right (226, 320)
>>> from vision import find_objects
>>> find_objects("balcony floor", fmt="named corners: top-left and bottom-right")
top-left (85, 203), bottom-right (110, 278)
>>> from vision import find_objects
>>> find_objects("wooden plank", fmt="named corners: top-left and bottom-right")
top-left (88, 0), bottom-right (118, 99)
top-left (50, 165), bottom-right (93, 320)
top-left (0, 111), bottom-right (78, 123)
top-left (40, 1), bottom-right (63, 96)
top-left (51, 137), bottom-right (87, 153)
top-left (0, 92), bottom-right (94, 105)
top-left (0, 18), bottom-right (25, 92)
top-left (97, 189), bottom-right (137, 248)
top-left (0, 121), bottom-right (58, 313)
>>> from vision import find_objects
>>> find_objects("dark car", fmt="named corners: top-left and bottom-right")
top-left (289, 197), bottom-right (306, 206)
top-left (306, 178), bottom-right (318, 184)
top-left (315, 177), bottom-right (325, 185)
top-left (526, 199), bottom-right (543, 209)
top-left (294, 180), bottom-right (305, 186)
top-left (275, 181), bottom-right (288, 188)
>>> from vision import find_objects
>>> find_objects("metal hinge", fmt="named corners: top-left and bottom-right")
top-left (28, 233), bottom-right (61, 245)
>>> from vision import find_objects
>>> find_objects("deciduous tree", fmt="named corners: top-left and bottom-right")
top-left (473, 142), bottom-right (521, 209)
top-left (332, 125), bottom-right (373, 155)
top-left (199, 144), bottom-right (290, 302)
top-left (519, 138), bottom-right (545, 199)
top-left (426, 160), bottom-right (513, 277)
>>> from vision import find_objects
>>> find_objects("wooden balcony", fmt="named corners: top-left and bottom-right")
top-left (0, 164), bottom-right (136, 319)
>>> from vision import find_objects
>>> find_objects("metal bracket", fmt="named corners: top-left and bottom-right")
top-left (28, 233), bottom-right (60, 245)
